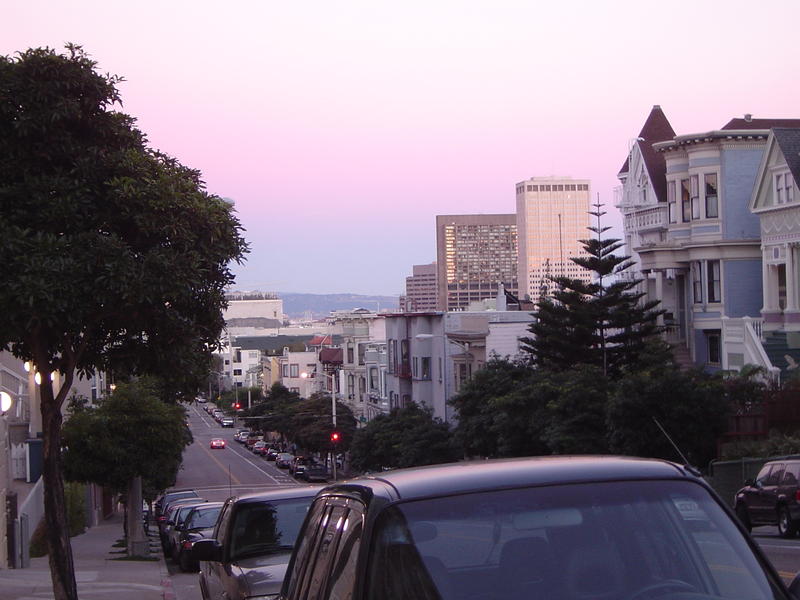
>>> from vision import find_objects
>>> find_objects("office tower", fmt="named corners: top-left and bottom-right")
top-left (516, 177), bottom-right (592, 300)
top-left (436, 214), bottom-right (518, 311)
top-left (404, 262), bottom-right (438, 312)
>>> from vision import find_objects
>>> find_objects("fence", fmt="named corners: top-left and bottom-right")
top-left (706, 454), bottom-right (800, 509)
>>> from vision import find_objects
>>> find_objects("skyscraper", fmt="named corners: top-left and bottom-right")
top-left (436, 214), bottom-right (518, 311)
top-left (515, 177), bottom-right (592, 300)
top-left (403, 262), bottom-right (438, 312)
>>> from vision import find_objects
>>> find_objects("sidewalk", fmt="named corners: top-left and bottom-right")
top-left (0, 513), bottom-right (173, 600)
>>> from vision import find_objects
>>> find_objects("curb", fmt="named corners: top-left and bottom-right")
top-left (161, 577), bottom-right (176, 600)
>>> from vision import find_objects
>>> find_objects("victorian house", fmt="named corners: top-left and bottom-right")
top-left (618, 109), bottom-right (800, 373)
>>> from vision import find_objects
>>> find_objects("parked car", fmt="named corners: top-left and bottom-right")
top-left (210, 438), bottom-right (225, 449)
top-left (234, 429), bottom-right (250, 443)
top-left (155, 489), bottom-right (199, 519)
top-left (289, 456), bottom-right (309, 478)
top-left (275, 453), bottom-right (294, 469)
top-left (735, 458), bottom-right (800, 538)
top-left (265, 448), bottom-right (280, 461)
top-left (192, 486), bottom-right (321, 600)
top-left (252, 441), bottom-right (268, 456)
top-left (279, 456), bottom-right (799, 600)
top-left (245, 434), bottom-right (263, 451)
top-left (166, 501), bottom-right (209, 560)
top-left (221, 416), bottom-right (234, 428)
top-left (297, 462), bottom-right (328, 483)
top-left (160, 498), bottom-right (205, 551)
top-left (174, 502), bottom-right (224, 572)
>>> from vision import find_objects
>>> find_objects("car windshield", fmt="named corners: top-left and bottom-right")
top-left (185, 506), bottom-right (222, 530)
top-left (367, 479), bottom-right (787, 600)
top-left (229, 498), bottom-right (312, 562)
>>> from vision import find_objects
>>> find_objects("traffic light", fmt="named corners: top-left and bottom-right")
top-left (233, 402), bottom-right (241, 410)
top-left (330, 431), bottom-right (340, 444)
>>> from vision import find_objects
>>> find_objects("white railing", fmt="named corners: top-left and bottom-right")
top-left (624, 205), bottom-right (668, 232)
top-left (721, 316), bottom-right (780, 381)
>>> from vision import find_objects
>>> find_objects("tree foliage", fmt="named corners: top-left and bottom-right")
top-left (286, 393), bottom-right (357, 452)
top-left (521, 202), bottom-right (665, 378)
top-left (0, 45), bottom-right (247, 600)
top-left (62, 379), bottom-right (191, 497)
top-left (349, 403), bottom-right (458, 472)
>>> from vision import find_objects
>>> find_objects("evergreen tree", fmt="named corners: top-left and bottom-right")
top-left (521, 200), bottom-right (666, 378)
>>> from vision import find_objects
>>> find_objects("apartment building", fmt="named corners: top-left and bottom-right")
top-left (515, 177), bottom-right (592, 300)
top-left (436, 214), bottom-right (518, 311)
top-left (403, 262), bottom-right (438, 312)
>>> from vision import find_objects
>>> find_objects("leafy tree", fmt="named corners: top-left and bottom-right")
top-left (521, 201), bottom-right (665, 378)
top-left (450, 359), bottom-right (550, 458)
top-left (287, 393), bottom-right (357, 452)
top-left (607, 366), bottom-right (730, 468)
top-left (243, 382), bottom-right (300, 435)
top-left (0, 46), bottom-right (246, 599)
top-left (62, 380), bottom-right (191, 495)
top-left (350, 403), bottom-right (458, 472)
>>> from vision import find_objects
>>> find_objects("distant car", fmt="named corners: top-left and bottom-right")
top-left (265, 448), bottom-right (279, 461)
top-left (196, 396), bottom-right (207, 403)
top-left (234, 429), bottom-right (250, 443)
top-left (298, 462), bottom-right (328, 483)
top-left (279, 456), bottom-right (800, 600)
top-left (275, 453), bottom-right (294, 469)
top-left (221, 417), bottom-right (234, 428)
top-left (210, 438), bottom-right (225, 449)
top-left (193, 486), bottom-right (321, 600)
top-left (735, 458), bottom-right (800, 537)
top-left (252, 441), bottom-right (268, 456)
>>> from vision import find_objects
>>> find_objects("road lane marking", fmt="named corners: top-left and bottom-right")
top-left (191, 404), bottom-right (212, 428)
top-left (202, 444), bottom-right (242, 485)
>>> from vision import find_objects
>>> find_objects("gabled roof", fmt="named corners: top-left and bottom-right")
top-left (773, 128), bottom-right (800, 187)
top-left (621, 105), bottom-right (675, 202)
top-left (722, 117), bottom-right (800, 130)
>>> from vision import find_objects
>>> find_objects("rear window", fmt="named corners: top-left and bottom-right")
top-left (229, 497), bottom-right (313, 562)
top-left (366, 480), bottom-right (787, 600)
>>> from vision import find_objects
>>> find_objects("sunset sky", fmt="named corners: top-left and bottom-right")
top-left (4, 1), bottom-right (800, 296)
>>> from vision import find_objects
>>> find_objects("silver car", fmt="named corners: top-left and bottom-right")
top-left (193, 486), bottom-right (321, 600)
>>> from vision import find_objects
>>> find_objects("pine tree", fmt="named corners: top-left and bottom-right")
top-left (521, 199), bottom-right (666, 378)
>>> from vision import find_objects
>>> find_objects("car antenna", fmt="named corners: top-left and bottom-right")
top-left (652, 417), bottom-right (700, 475)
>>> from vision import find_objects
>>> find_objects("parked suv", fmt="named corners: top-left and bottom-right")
top-left (279, 456), bottom-right (798, 600)
top-left (735, 458), bottom-right (800, 537)
top-left (192, 486), bottom-right (321, 600)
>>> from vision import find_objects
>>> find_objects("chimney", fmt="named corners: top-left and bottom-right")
top-left (744, 113), bottom-right (753, 122)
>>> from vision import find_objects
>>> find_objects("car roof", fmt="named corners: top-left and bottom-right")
top-left (323, 456), bottom-right (694, 501)
top-left (229, 485), bottom-right (323, 506)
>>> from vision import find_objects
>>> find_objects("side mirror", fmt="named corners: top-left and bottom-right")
top-left (191, 539), bottom-right (223, 562)
top-left (788, 572), bottom-right (800, 599)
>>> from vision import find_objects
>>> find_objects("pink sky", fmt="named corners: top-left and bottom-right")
top-left (5, 0), bottom-right (800, 295)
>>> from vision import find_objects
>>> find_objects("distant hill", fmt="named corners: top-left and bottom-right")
top-left (279, 292), bottom-right (400, 318)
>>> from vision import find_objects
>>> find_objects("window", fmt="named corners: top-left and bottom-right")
top-left (690, 175), bottom-right (700, 219)
top-left (369, 367), bottom-right (378, 391)
top-left (388, 340), bottom-right (396, 374)
top-left (788, 174), bottom-right (796, 203)
top-left (776, 173), bottom-right (786, 204)
top-left (699, 173), bottom-right (718, 218)
top-left (667, 181), bottom-right (677, 223)
top-left (681, 179), bottom-right (691, 222)
top-left (766, 464), bottom-right (785, 486)
top-left (693, 262), bottom-right (703, 304)
top-left (420, 357), bottom-right (431, 380)
top-left (707, 331), bottom-right (721, 365)
top-left (233, 369), bottom-right (242, 376)
top-left (776, 172), bottom-right (795, 205)
top-left (282, 364), bottom-right (289, 378)
top-left (347, 344), bottom-right (354, 364)
top-left (707, 260), bottom-right (721, 303)
top-left (290, 364), bottom-right (299, 378)
top-left (348, 374), bottom-right (355, 398)
top-left (412, 357), bottom-right (419, 378)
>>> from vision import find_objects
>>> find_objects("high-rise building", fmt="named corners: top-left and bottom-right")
top-left (403, 262), bottom-right (438, 312)
top-left (436, 214), bottom-right (518, 311)
top-left (515, 177), bottom-right (592, 300)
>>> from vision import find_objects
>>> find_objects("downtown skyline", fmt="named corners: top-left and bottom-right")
top-left (4, 0), bottom-right (800, 296)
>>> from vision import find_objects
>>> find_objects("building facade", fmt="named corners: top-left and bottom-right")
top-left (435, 214), bottom-right (518, 311)
top-left (515, 177), bottom-right (592, 300)
top-left (403, 262), bottom-right (438, 312)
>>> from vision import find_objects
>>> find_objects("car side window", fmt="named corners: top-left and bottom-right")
top-left (755, 465), bottom-right (772, 486)
top-left (766, 464), bottom-right (784, 486)
top-left (783, 464), bottom-right (800, 486)
top-left (325, 504), bottom-right (364, 600)
top-left (214, 501), bottom-right (232, 549)
top-left (305, 505), bottom-right (349, 599)
top-left (286, 499), bottom-right (331, 600)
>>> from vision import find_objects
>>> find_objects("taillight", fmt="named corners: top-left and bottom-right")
top-left (183, 541), bottom-right (193, 549)
top-left (158, 516), bottom-right (166, 522)
top-left (795, 490), bottom-right (800, 502)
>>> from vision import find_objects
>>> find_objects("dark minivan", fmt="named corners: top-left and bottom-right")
top-left (735, 458), bottom-right (800, 538)
top-left (279, 456), bottom-right (799, 600)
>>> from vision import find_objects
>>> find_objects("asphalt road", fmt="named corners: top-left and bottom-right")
top-left (751, 527), bottom-right (800, 586)
top-left (167, 403), bottom-right (304, 599)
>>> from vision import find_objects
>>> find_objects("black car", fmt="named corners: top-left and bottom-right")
top-left (735, 458), bottom-right (800, 538)
top-left (279, 456), bottom-right (799, 600)
top-left (155, 489), bottom-right (199, 519)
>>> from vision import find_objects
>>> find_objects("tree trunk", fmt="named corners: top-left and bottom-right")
top-left (40, 379), bottom-right (78, 600)
top-left (127, 477), bottom-right (148, 557)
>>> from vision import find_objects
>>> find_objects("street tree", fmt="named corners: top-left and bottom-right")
top-left (288, 393), bottom-right (357, 452)
top-left (349, 403), bottom-right (458, 472)
top-left (521, 201), bottom-right (666, 378)
top-left (0, 46), bottom-right (246, 600)
top-left (61, 379), bottom-right (191, 550)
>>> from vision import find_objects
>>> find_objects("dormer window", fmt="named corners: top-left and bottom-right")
top-left (775, 172), bottom-right (795, 205)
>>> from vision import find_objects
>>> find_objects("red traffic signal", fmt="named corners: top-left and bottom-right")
top-left (233, 403), bottom-right (241, 410)
top-left (330, 431), bottom-right (341, 443)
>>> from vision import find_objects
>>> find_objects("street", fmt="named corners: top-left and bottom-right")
top-left (166, 404), bottom-right (304, 600)
top-left (751, 528), bottom-right (800, 586)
